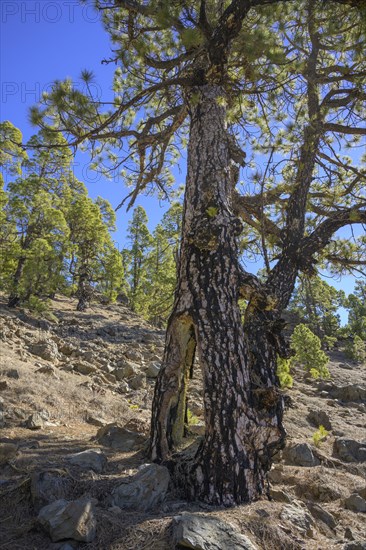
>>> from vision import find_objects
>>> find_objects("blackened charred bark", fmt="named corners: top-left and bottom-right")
top-left (150, 85), bottom-right (285, 505)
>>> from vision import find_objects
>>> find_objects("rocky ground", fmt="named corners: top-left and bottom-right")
top-left (0, 294), bottom-right (365, 550)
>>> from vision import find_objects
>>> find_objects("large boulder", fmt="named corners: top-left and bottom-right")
top-left (172, 512), bottom-right (258, 550)
top-left (333, 438), bottom-right (366, 463)
top-left (37, 498), bottom-right (96, 542)
top-left (96, 423), bottom-right (145, 451)
top-left (68, 449), bottom-right (107, 473)
top-left (283, 443), bottom-right (320, 467)
top-left (112, 464), bottom-right (170, 511)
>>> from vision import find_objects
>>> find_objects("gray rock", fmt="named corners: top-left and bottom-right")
top-left (333, 438), bottom-right (366, 463)
top-left (96, 423), bottom-right (145, 451)
top-left (343, 543), bottom-right (366, 550)
top-left (124, 349), bottom-right (143, 363)
top-left (173, 512), bottom-right (258, 550)
top-left (6, 369), bottom-right (19, 379)
top-left (0, 380), bottom-right (9, 390)
top-left (146, 362), bottom-right (160, 378)
top-left (280, 504), bottom-right (314, 537)
top-left (112, 464), bottom-right (170, 511)
top-left (283, 443), bottom-right (320, 467)
top-left (114, 362), bottom-right (138, 380)
top-left (270, 489), bottom-right (292, 503)
top-left (307, 502), bottom-right (337, 529)
top-left (36, 364), bottom-right (58, 378)
top-left (29, 340), bottom-right (59, 361)
top-left (345, 494), bottom-right (366, 513)
top-left (73, 362), bottom-right (98, 375)
top-left (330, 385), bottom-right (366, 402)
top-left (129, 373), bottom-right (146, 390)
top-left (68, 449), bottom-right (107, 473)
top-left (37, 498), bottom-right (96, 542)
top-left (26, 412), bottom-right (45, 430)
top-left (307, 409), bottom-right (332, 431)
top-left (85, 414), bottom-right (106, 427)
top-left (58, 342), bottom-right (77, 356)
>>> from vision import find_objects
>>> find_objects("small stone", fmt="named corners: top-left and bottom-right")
top-left (345, 493), bottom-right (366, 513)
top-left (344, 527), bottom-right (355, 541)
top-left (6, 369), bottom-right (19, 379)
top-left (114, 361), bottom-right (138, 380)
top-left (37, 498), bottom-right (96, 542)
top-left (96, 423), bottom-right (145, 451)
top-left (146, 362), bottom-right (160, 378)
top-left (73, 362), bottom-right (98, 375)
top-left (36, 364), bottom-right (58, 378)
top-left (112, 464), bottom-right (170, 511)
top-left (283, 443), bottom-right (320, 467)
top-left (26, 412), bottom-right (45, 430)
top-left (0, 380), bottom-right (9, 390)
top-left (270, 489), bottom-right (292, 503)
top-left (129, 373), bottom-right (146, 390)
top-left (68, 449), bottom-right (107, 473)
top-left (307, 409), bottom-right (332, 431)
top-left (85, 414), bottom-right (106, 427)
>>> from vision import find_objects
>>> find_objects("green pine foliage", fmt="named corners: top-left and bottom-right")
top-left (290, 324), bottom-right (331, 380)
top-left (345, 335), bottom-right (366, 364)
top-left (276, 356), bottom-right (293, 388)
top-left (312, 425), bottom-right (329, 447)
top-left (0, 123), bottom-right (124, 311)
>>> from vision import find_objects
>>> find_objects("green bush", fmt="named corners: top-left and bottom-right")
top-left (312, 425), bottom-right (329, 447)
top-left (291, 324), bottom-right (330, 379)
top-left (345, 335), bottom-right (366, 363)
top-left (27, 295), bottom-right (51, 315)
top-left (322, 335), bottom-right (337, 351)
top-left (276, 356), bottom-right (293, 388)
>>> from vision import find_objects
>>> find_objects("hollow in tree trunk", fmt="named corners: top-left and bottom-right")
top-left (150, 85), bottom-right (286, 505)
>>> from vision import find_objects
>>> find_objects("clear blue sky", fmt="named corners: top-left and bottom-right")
top-left (1, 1), bottom-right (362, 322)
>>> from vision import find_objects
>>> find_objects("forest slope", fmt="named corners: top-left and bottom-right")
top-left (0, 295), bottom-right (365, 549)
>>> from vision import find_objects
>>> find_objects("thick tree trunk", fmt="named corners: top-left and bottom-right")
top-left (150, 85), bottom-right (285, 505)
top-left (7, 257), bottom-right (26, 308)
top-left (76, 268), bottom-right (92, 311)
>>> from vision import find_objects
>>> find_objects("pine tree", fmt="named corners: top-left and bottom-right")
top-left (67, 193), bottom-right (120, 311)
top-left (33, 0), bottom-right (366, 504)
top-left (124, 206), bottom-right (152, 313)
top-left (288, 276), bottom-right (345, 339)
